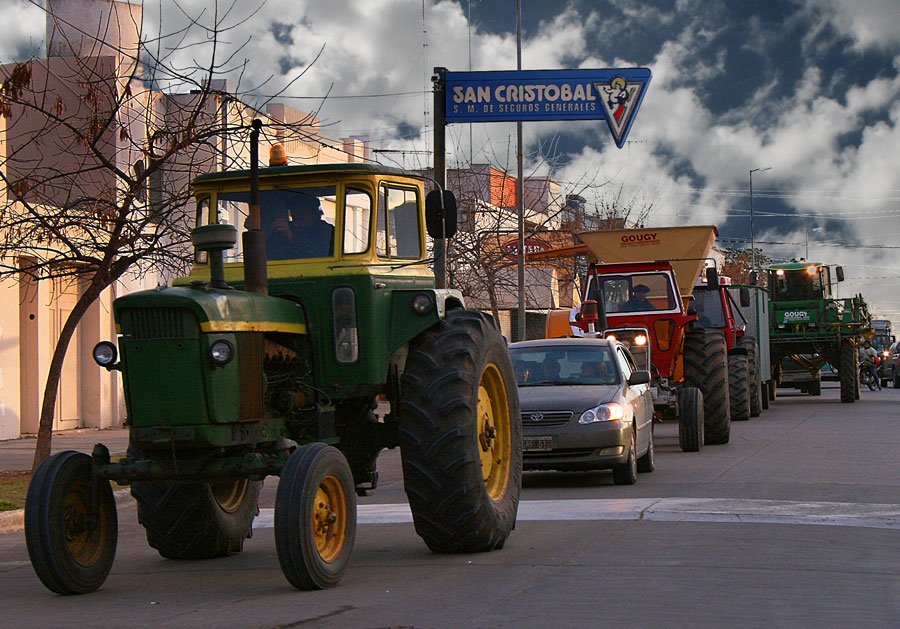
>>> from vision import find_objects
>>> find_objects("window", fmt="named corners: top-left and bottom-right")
top-left (589, 272), bottom-right (677, 314)
top-left (194, 197), bottom-right (211, 264)
top-left (218, 186), bottom-right (337, 261)
top-left (615, 348), bottom-right (634, 380)
top-left (377, 185), bottom-right (421, 259)
top-left (343, 188), bottom-right (371, 254)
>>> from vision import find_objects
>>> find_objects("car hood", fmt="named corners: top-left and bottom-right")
top-left (517, 385), bottom-right (620, 413)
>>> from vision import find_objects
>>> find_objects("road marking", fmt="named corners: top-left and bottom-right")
top-left (254, 498), bottom-right (900, 530)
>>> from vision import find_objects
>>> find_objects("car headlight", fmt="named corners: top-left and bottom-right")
top-left (209, 340), bottom-right (234, 366)
top-left (578, 402), bottom-right (625, 424)
top-left (92, 341), bottom-right (118, 367)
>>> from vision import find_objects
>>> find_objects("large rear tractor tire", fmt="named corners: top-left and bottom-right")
top-left (739, 337), bottom-right (762, 417)
top-left (132, 479), bottom-right (260, 559)
top-left (729, 354), bottom-right (751, 421)
top-left (677, 386), bottom-right (704, 452)
top-left (399, 309), bottom-right (522, 553)
top-left (275, 443), bottom-right (356, 590)
top-left (25, 451), bottom-right (118, 595)
top-left (839, 342), bottom-right (858, 403)
top-left (684, 329), bottom-right (731, 445)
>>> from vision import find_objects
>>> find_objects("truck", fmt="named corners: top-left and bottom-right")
top-left (728, 282), bottom-right (772, 412)
top-left (767, 260), bottom-right (871, 403)
top-left (543, 225), bottom-right (751, 452)
top-left (25, 120), bottom-right (522, 595)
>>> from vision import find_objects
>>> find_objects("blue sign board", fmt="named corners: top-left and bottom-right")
top-left (444, 68), bottom-right (651, 148)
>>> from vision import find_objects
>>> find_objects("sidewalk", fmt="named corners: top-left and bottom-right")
top-left (0, 428), bottom-right (131, 535)
top-left (0, 428), bottom-right (130, 472)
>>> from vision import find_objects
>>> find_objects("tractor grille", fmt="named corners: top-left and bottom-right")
top-left (521, 410), bottom-right (573, 426)
top-left (121, 308), bottom-right (198, 339)
top-left (238, 333), bottom-right (265, 420)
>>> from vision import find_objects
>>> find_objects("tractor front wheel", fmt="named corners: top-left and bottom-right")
top-left (275, 443), bottom-right (356, 590)
top-left (132, 478), bottom-right (260, 559)
top-left (25, 451), bottom-right (118, 595)
top-left (399, 309), bottom-right (522, 553)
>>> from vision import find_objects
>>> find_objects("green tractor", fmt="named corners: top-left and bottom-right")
top-left (768, 261), bottom-right (871, 403)
top-left (25, 121), bottom-right (522, 595)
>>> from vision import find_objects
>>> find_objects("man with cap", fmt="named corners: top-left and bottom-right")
top-left (620, 283), bottom-right (656, 312)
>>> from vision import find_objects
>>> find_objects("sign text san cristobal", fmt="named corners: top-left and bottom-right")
top-left (444, 68), bottom-right (651, 148)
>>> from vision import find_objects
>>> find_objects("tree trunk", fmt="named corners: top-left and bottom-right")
top-left (31, 280), bottom-right (107, 472)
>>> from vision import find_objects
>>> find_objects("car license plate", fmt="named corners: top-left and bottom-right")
top-left (523, 436), bottom-right (553, 452)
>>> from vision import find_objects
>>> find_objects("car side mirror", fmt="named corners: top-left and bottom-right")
top-left (425, 189), bottom-right (458, 239)
top-left (740, 287), bottom-right (751, 308)
top-left (628, 370), bottom-right (651, 386)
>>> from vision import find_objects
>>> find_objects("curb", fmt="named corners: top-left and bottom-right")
top-left (0, 489), bottom-right (133, 536)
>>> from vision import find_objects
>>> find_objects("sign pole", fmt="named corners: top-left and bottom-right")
top-left (433, 67), bottom-right (447, 289)
top-left (516, 0), bottom-right (526, 342)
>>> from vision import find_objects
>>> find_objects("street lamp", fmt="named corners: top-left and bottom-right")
top-left (749, 166), bottom-right (772, 272)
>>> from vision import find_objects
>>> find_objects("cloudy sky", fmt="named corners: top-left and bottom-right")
top-left (4, 0), bottom-right (899, 320)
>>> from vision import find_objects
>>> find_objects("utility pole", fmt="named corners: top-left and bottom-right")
top-left (749, 166), bottom-right (772, 272)
top-left (516, 0), bottom-right (526, 341)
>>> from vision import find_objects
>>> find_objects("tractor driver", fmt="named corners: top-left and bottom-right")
top-left (620, 283), bottom-right (656, 312)
top-left (264, 194), bottom-right (335, 260)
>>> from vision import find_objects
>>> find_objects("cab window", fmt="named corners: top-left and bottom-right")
top-left (343, 188), bottom-right (372, 254)
top-left (377, 185), bottom-right (421, 259)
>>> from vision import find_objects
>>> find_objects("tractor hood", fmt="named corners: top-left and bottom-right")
top-left (114, 285), bottom-right (307, 335)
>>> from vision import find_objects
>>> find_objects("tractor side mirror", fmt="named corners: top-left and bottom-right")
top-left (749, 270), bottom-right (758, 286)
top-left (835, 266), bottom-right (845, 282)
top-left (425, 190), bottom-right (458, 239)
top-left (740, 287), bottom-right (751, 308)
top-left (705, 267), bottom-right (719, 287)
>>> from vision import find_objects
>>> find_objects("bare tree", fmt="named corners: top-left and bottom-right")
top-left (722, 247), bottom-right (771, 286)
top-left (0, 0), bottom-right (315, 469)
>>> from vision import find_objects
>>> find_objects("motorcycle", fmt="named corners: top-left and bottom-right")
top-left (859, 359), bottom-right (880, 391)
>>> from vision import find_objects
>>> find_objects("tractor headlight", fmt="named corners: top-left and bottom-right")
top-left (410, 293), bottom-right (434, 315)
top-left (209, 340), bottom-right (234, 365)
top-left (333, 287), bottom-right (359, 363)
top-left (92, 341), bottom-right (118, 367)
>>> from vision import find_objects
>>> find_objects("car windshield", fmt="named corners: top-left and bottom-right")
top-left (509, 345), bottom-right (619, 387)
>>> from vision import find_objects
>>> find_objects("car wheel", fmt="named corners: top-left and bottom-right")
top-left (636, 428), bottom-right (654, 473)
top-left (612, 432), bottom-right (637, 485)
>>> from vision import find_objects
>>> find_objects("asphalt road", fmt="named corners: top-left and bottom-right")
top-left (1, 382), bottom-right (898, 627)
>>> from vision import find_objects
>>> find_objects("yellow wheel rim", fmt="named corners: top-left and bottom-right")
top-left (476, 363), bottom-right (512, 502)
top-left (211, 479), bottom-right (249, 513)
top-left (63, 479), bottom-right (106, 567)
top-left (312, 474), bottom-right (348, 563)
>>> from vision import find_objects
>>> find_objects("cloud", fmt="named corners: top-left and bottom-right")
top-left (0, 0), bottom-right (45, 61)
top-left (802, 0), bottom-right (900, 52)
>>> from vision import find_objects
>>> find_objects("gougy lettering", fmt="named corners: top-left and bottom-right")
top-left (620, 233), bottom-right (658, 244)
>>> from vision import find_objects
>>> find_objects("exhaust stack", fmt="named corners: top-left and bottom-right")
top-left (243, 118), bottom-right (268, 295)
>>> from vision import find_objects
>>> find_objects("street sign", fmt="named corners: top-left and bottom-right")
top-left (444, 68), bottom-right (651, 148)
